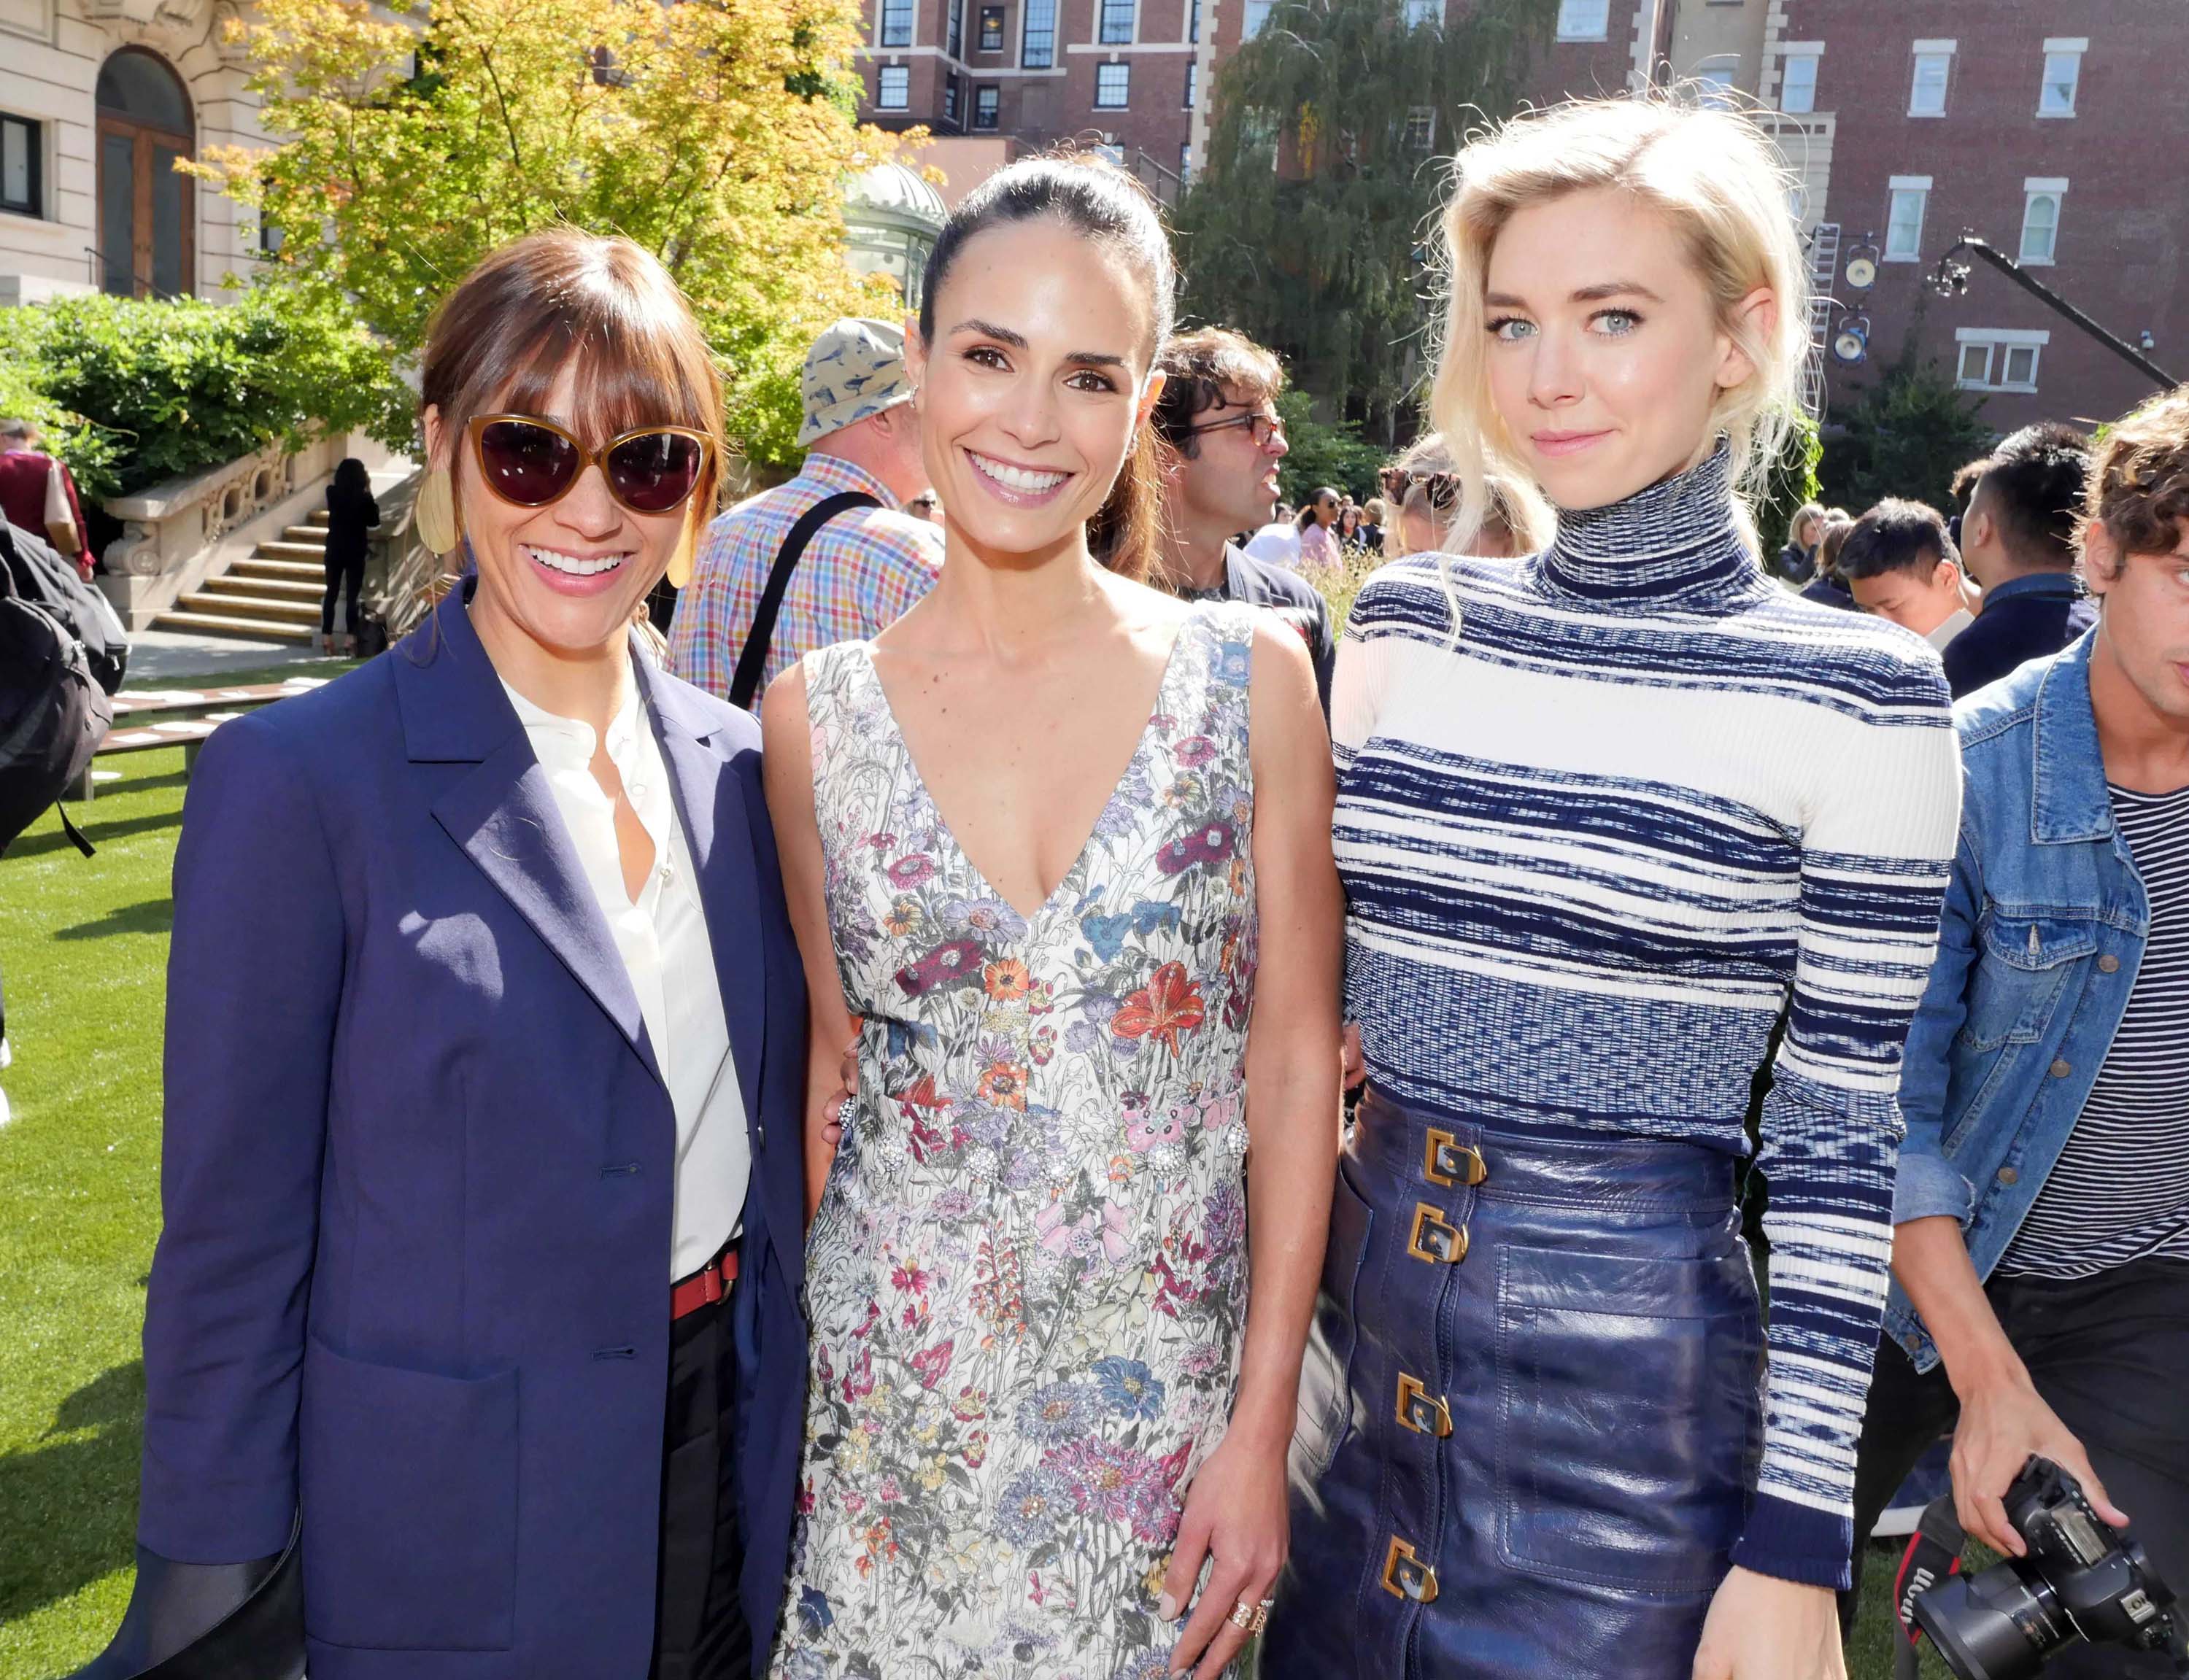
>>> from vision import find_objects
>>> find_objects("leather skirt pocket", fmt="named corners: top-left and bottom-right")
top-left (1290, 1158), bottom-right (1377, 1486)
top-left (1493, 1242), bottom-right (1758, 1595)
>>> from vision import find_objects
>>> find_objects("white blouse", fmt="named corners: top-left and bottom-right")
top-left (502, 672), bottom-right (749, 1281)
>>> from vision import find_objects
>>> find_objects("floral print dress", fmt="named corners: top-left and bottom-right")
top-left (771, 604), bottom-right (1261, 1680)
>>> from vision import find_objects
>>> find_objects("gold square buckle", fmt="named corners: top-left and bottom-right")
top-left (1381, 1535), bottom-right (1439, 1603)
top-left (1407, 1201), bottom-right (1469, 1266)
top-left (1422, 1128), bottom-right (1486, 1188)
top-left (1395, 1372), bottom-right (1453, 1437)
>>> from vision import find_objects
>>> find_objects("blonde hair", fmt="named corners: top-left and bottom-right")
top-left (1429, 96), bottom-right (1811, 556)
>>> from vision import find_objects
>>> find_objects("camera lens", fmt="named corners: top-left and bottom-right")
top-left (1913, 1563), bottom-right (2072, 1680)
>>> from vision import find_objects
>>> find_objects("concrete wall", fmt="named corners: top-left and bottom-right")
top-left (0, 0), bottom-right (268, 303)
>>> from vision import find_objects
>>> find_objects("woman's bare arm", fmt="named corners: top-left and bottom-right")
top-left (1164, 621), bottom-right (1344, 1679)
top-left (760, 663), bottom-right (859, 1226)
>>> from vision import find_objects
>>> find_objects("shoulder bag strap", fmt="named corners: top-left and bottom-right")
top-left (728, 489), bottom-right (881, 710)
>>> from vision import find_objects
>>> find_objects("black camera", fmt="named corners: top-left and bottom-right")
top-left (1912, 1456), bottom-right (2185, 1679)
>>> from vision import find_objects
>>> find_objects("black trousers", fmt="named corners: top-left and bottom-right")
top-left (321, 550), bottom-right (364, 636)
top-left (649, 1282), bottom-right (752, 1680)
top-left (1842, 1258), bottom-right (2189, 1676)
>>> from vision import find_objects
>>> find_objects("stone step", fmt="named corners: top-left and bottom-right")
top-left (255, 540), bottom-right (329, 562)
top-left (305, 508), bottom-right (329, 524)
top-left (199, 573), bottom-right (323, 603)
top-left (174, 589), bottom-right (322, 627)
top-left (281, 525), bottom-right (331, 546)
top-left (150, 608), bottom-right (318, 643)
top-left (231, 557), bottom-right (325, 583)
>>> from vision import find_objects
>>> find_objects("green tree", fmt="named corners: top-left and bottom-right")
top-left (1819, 353), bottom-right (1995, 519)
top-left (1275, 386), bottom-right (1386, 504)
top-left (0, 290), bottom-right (411, 500)
top-left (1175, 0), bottom-right (1551, 446)
top-left (190, 0), bottom-right (902, 468)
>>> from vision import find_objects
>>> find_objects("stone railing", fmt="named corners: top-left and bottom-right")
top-left (96, 433), bottom-right (400, 630)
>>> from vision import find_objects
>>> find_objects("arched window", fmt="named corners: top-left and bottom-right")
top-left (96, 48), bottom-right (195, 298)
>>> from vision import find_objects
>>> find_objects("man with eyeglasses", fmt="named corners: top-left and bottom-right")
top-left (1151, 328), bottom-right (1335, 713)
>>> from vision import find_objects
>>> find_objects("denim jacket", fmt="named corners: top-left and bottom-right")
top-left (1883, 631), bottom-right (2150, 1371)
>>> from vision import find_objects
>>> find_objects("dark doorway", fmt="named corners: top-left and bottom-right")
top-left (95, 48), bottom-right (194, 298)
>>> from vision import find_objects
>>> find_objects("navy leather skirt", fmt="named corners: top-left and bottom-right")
top-left (1265, 1088), bottom-right (1764, 1680)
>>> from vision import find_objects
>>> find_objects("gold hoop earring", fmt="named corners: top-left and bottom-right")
top-left (416, 467), bottom-right (460, 556)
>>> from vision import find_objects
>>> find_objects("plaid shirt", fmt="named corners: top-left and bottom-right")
top-left (668, 453), bottom-right (942, 705)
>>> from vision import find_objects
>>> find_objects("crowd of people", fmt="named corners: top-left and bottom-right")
top-left (66, 88), bottom-right (2188, 1680)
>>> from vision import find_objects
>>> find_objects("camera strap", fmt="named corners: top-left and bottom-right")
top-left (1896, 1496), bottom-right (1969, 1649)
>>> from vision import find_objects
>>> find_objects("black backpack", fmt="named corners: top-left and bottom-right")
top-left (1, 517), bottom-right (127, 695)
top-left (0, 554), bottom-right (107, 856)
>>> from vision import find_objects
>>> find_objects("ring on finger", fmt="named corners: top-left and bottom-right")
top-left (836, 1095), bottom-right (856, 1129)
top-left (1228, 1599), bottom-right (1257, 1632)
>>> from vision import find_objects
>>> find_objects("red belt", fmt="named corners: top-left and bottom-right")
top-left (671, 1246), bottom-right (739, 1321)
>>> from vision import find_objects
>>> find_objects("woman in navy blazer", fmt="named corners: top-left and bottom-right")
top-left (80, 233), bottom-right (808, 1680)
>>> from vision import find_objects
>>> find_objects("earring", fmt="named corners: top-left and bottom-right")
top-left (415, 467), bottom-right (459, 555)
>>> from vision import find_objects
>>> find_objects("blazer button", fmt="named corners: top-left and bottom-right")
top-left (1998, 1166), bottom-right (2019, 1185)
top-left (2098, 954), bottom-right (2121, 973)
top-left (755, 1123), bottom-right (767, 1150)
top-left (2049, 1058), bottom-right (2072, 1078)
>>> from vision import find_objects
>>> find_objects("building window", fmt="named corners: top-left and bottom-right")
top-left (1884, 177), bottom-right (1929, 261)
top-left (943, 71), bottom-right (961, 123)
top-left (1402, 106), bottom-right (1435, 150)
top-left (2039, 38), bottom-right (2084, 116)
top-left (1189, 0), bottom-right (1200, 41)
top-left (1779, 47), bottom-right (1819, 114)
top-left (2020, 180), bottom-right (2065, 265)
top-left (947, 0), bottom-right (965, 58)
top-left (1404, 0), bottom-right (1440, 26)
top-left (1022, 0), bottom-right (1055, 67)
top-left (1092, 140), bottom-right (1124, 166)
top-left (876, 63), bottom-right (910, 108)
top-left (1241, 0), bottom-right (1271, 38)
top-left (1555, 0), bottom-right (1608, 42)
top-left (1180, 142), bottom-right (1192, 182)
top-left (1693, 55), bottom-right (1738, 107)
top-left (978, 4), bottom-right (1003, 50)
top-left (1909, 42), bottom-right (1953, 116)
top-left (1183, 61), bottom-right (1197, 107)
top-left (1, 114), bottom-right (39, 218)
top-left (1956, 330), bottom-right (2046, 392)
top-left (1098, 0), bottom-right (1133, 43)
top-left (1095, 61), bottom-right (1130, 107)
top-left (879, 0), bottom-right (913, 47)
top-left (974, 84), bottom-right (999, 126)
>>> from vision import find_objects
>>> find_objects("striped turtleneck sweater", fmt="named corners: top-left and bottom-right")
top-left (1332, 446), bottom-right (1963, 1588)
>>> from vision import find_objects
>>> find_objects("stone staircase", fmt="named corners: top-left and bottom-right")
top-left (150, 508), bottom-right (328, 643)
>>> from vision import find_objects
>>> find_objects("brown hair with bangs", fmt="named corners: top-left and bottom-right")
top-left (422, 228), bottom-right (727, 539)
top-left (2080, 383), bottom-right (2189, 583)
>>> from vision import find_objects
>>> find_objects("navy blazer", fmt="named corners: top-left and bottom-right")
top-left (138, 588), bottom-right (808, 1679)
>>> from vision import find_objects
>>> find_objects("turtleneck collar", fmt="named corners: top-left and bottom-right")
top-left (1534, 440), bottom-right (1764, 611)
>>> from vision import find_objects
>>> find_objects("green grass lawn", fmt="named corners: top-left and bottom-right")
top-left (0, 659), bottom-right (1947, 1679)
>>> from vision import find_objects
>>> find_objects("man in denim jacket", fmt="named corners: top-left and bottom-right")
top-left (1840, 388), bottom-right (2189, 1669)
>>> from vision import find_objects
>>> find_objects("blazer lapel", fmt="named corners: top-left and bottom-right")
top-left (398, 586), bottom-right (662, 1085)
top-left (641, 663), bottom-right (766, 1126)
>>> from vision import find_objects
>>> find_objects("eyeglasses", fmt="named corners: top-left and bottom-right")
top-left (466, 414), bottom-right (714, 517)
top-left (1185, 410), bottom-right (1286, 449)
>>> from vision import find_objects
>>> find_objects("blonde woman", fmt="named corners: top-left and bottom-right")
top-left (1267, 98), bottom-right (1962, 1680)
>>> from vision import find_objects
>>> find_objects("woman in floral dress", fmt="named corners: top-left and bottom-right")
top-left (760, 158), bottom-right (1342, 1680)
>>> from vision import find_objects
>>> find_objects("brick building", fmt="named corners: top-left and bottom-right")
top-left (859, 0), bottom-right (1770, 208)
top-left (1759, 1), bottom-right (2188, 431)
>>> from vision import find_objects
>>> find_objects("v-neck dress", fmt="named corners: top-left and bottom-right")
top-left (771, 603), bottom-right (1260, 1680)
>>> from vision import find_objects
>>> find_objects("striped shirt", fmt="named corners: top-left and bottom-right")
top-left (1332, 445), bottom-right (1961, 1586)
top-left (667, 452), bottom-right (942, 706)
top-left (1999, 783), bottom-right (2189, 1279)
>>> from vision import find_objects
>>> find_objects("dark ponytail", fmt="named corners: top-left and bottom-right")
top-left (919, 153), bottom-right (1176, 583)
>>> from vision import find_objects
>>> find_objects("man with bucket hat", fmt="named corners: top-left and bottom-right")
top-left (670, 318), bottom-right (941, 708)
